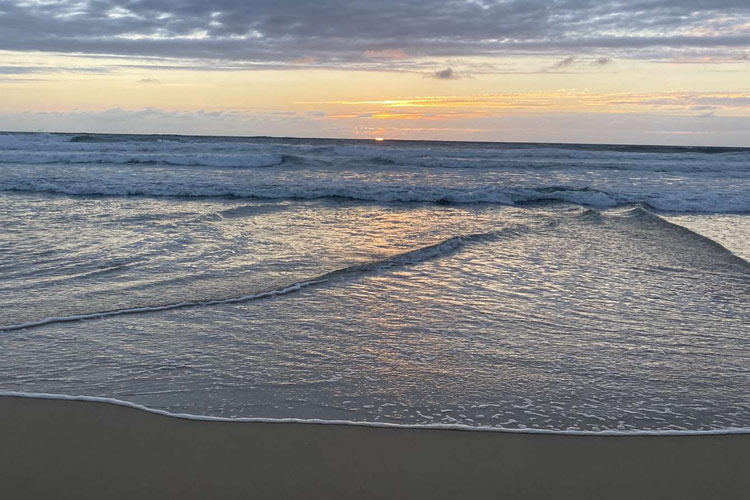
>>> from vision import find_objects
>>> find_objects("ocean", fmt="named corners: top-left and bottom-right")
top-left (1, 131), bottom-right (748, 433)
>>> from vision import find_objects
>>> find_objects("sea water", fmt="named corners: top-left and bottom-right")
top-left (1, 132), bottom-right (748, 433)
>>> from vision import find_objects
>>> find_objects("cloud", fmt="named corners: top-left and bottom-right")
top-left (363, 49), bottom-right (408, 60)
top-left (0, 107), bottom-right (308, 136)
top-left (291, 56), bottom-right (317, 65)
top-left (0, 66), bottom-right (37, 75)
top-left (550, 56), bottom-right (578, 70)
top-left (547, 55), bottom-right (613, 71)
top-left (138, 78), bottom-right (159, 83)
top-left (0, 65), bottom-right (109, 74)
top-left (626, 93), bottom-right (750, 108)
top-left (0, 1), bottom-right (749, 68)
top-left (0, 77), bottom-right (45, 82)
top-left (2, 107), bottom-right (749, 146)
top-left (428, 67), bottom-right (459, 79)
top-left (305, 91), bottom-right (750, 116)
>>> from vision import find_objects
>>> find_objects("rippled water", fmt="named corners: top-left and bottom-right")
top-left (1, 133), bottom-right (749, 432)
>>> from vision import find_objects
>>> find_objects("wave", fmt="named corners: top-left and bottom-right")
top-left (0, 228), bottom-right (520, 333)
top-left (3, 179), bottom-right (748, 213)
top-left (1, 132), bottom-right (748, 213)
top-left (1, 150), bottom-right (746, 173)
top-left (206, 203), bottom-right (291, 220)
top-left (2, 391), bottom-right (749, 436)
top-left (0, 282), bottom-right (315, 333)
top-left (53, 133), bottom-right (750, 155)
top-left (1, 132), bottom-right (749, 172)
top-left (327, 145), bottom-right (750, 171)
top-left (70, 134), bottom-right (193, 143)
top-left (0, 151), bottom-right (288, 169)
top-left (0, 182), bottom-right (618, 207)
top-left (608, 206), bottom-right (750, 267)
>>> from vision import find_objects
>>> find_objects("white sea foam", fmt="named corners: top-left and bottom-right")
top-left (2, 391), bottom-right (749, 436)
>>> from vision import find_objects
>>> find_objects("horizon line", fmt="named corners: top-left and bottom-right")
top-left (1, 129), bottom-right (748, 151)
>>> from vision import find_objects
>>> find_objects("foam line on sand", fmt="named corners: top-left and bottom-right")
top-left (3, 391), bottom-right (750, 435)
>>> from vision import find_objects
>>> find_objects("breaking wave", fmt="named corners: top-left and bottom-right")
top-left (2, 178), bottom-right (748, 213)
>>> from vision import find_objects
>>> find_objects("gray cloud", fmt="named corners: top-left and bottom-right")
top-left (428, 67), bottom-right (459, 79)
top-left (551, 56), bottom-right (577, 70)
top-left (637, 95), bottom-right (750, 108)
top-left (0, 66), bottom-right (37, 75)
top-left (0, 77), bottom-right (45, 82)
top-left (548, 55), bottom-right (609, 70)
top-left (0, 1), bottom-right (749, 67)
top-left (0, 65), bottom-right (109, 74)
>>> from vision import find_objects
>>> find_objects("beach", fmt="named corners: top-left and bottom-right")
top-left (2, 395), bottom-right (749, 500)
top-left (3, 0), bottom-right (750, 496)
top-left (2, 134), bottom-right (750, 498)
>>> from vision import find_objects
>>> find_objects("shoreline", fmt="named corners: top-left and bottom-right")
top-left (3, 390), bottom-right (750, 436)
top-left (2, 395), bottom-right (750, 499)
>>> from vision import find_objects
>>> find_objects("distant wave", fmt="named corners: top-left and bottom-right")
top-left (0, 151), bottom-right (289, 169)
top-left (1, 132), bottom-right (749, 172)
top-left (70, 134), bottom-right (189, 143)
top-left (1, 150), bottom-right (746, 172)
top-left (50, 132), bottom-right (750, 155)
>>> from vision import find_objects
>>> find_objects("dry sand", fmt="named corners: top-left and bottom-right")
top-left (1, 395), bottom-right (749, 499)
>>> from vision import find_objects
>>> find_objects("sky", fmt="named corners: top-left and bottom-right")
top-left (1, 0), bottom-right (749, 145)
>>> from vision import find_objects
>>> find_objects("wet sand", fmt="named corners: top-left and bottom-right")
top-left (1, 395), bottom-right (749, 499)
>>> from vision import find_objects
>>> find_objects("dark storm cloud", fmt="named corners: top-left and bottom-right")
top-left (0, 0), bottom-right (749, 66)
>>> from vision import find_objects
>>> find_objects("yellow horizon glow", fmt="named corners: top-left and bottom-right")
top-left (1, 51), bottom-right (749, 144)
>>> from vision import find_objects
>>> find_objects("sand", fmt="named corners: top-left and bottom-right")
top-left (1, 395), bottom-right (749, 499)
